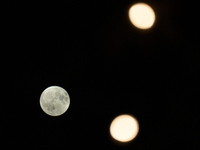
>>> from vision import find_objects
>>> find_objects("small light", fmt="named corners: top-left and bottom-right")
top-left (129, 3), bottom-right (156, 29)
top-left (110, 114), bottom-right (139, 142)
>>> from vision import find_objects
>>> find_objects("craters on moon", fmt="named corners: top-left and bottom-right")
top-left (40, 86), bottom-right (70, 116)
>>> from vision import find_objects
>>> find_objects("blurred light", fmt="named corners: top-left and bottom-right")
top-left (110, 114), bottom-right (139, 142)
top-left (129, 3), bottom-right (155, 29)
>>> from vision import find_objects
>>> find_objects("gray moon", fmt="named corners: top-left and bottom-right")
top-left (40, 86), bottom-right (70, 116)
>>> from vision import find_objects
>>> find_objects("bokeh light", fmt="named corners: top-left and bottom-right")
top-left (129, 3), bottom-right (155, 29)
top-left (110, 114), bottom-right (139, 142)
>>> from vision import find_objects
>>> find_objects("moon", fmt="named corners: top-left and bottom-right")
top-left (110, 114), bottom-right (139, 142)
top-left (129, 3), bottom-right (155, 29)
top-left (40, 86), bottom-right (70, 116)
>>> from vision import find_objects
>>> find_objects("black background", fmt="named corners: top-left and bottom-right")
top-left (2, 0), bottom-right (200, 149)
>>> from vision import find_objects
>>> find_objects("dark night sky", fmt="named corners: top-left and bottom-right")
top-left (2, 0), bottom-right (200, 149)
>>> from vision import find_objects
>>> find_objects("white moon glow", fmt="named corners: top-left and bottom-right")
top-left (40, 86), bottom-right (70, 116)
top-left (110, 114), bottom-right (139, 142)
top-left (129, 3), bottom-right (155, 29)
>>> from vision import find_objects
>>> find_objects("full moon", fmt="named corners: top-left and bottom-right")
top-left (128, 3), bottom-right (155, 29)
top-left (40, 86), bottom-right (70, 116)
top-left (110, 114), bottom-right (139, 142)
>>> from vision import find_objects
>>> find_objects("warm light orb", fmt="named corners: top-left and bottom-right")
top-left (110, 114), bottom-right (139, 142)
top-left (129, 3), bottom-right (155, 29)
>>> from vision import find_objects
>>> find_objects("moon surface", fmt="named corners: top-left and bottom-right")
top-left (110, 114), bottom-right (139, 142)
top-left (40, 86), bottom-right (70, 116)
